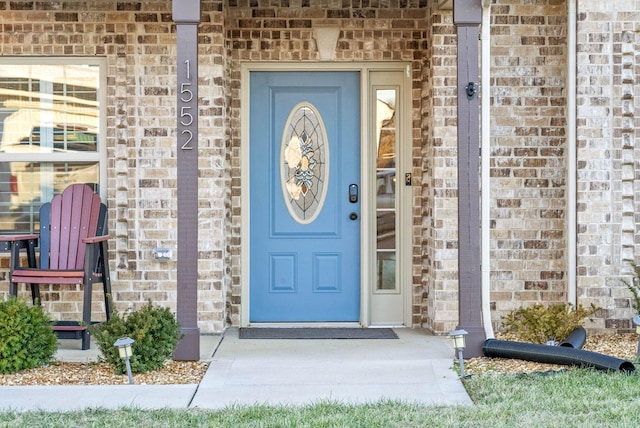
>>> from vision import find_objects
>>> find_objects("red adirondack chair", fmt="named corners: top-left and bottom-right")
top-left (0, 183), bottom-right (112, 350)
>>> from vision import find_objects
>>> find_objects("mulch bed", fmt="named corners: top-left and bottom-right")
top-left (0, 360), bottom-right (209, 386)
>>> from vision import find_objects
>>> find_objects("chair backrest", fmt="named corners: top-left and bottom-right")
top-left (39, 184), bottom-right (107, 270)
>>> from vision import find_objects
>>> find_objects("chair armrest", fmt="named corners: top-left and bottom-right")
top-left (0, 234), bottom-right (39, 275)
top-left (0, 234), bottom-right (39, 252)
top-left (83, 235), bottom-right (110, 244)
top-left (0, 234), bottom-right (39, 242)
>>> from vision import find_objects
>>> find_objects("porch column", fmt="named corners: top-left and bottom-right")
top-left (454, 0), bottom-right (485, 358)
top-left (173, 0), bottom-right (200, 361)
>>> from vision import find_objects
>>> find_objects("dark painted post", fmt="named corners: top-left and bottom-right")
top-left (454, 0), bottom-right (485, 358)
top-left (173, 0), bottom-right (200, 361)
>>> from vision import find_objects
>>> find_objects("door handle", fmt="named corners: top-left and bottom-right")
top-left (349, 184), bottom-right (358, 203)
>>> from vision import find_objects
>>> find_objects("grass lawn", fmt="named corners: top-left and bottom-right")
top-left (1, 368), bottom-right (640, 427)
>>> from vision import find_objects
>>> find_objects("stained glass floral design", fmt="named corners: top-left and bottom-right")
top-left (280, 103), bottom-right (329, 224)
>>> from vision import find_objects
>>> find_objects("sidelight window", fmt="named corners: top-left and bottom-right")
top-left (375, 89), bottom-right (397, 292)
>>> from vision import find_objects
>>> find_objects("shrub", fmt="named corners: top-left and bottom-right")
top-left (91, 301), bottom-right (182, 374)
top-left (621, 262), bottom-right (640, 313)
top-left (501, 303), bottom-right (600, 344)
top-left (0, 298), bottom-right (58, 374)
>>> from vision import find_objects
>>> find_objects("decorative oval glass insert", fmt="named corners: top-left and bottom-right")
top-left (280, 102), bottom-right (329, 224)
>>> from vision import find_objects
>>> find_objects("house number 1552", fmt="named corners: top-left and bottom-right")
top-left (179, 59), bottom-right (194, 150)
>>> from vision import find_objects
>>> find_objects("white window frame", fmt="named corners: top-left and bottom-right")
top-left (0, 57), bottom-right (107, 215)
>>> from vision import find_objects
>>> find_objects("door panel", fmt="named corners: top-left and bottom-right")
top-left (250, 71), bottom-right (361, 322)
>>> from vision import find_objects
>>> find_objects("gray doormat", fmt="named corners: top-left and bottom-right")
top-left (239, 327), bottom-right (398, 339)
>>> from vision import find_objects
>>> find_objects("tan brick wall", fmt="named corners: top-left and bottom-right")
top-left (422, 10), bottom-right (459, 333)
top-left (575, 1), bottom-right (640, 333)
top-left (488, 0), bottom-right (569, 329)
top-left (487, 0), bottom-right (640, 334)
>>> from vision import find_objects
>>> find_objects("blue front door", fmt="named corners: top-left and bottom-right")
top-left (250, 71), bottom-right (361, 322)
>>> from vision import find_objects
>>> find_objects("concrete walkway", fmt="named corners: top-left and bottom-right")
top-left (192, 328), bottom-right (471, 408)
top-left (0, 328), bottom-right (472, 411)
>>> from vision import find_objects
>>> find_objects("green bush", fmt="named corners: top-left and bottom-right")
top-left (0, 298), bottom-right (58, 374)
top-left (91, 301), bottom-right (182, 374)
top-left (501, 303), bottom-right (599, 344)
top-left (622, 262), bottom-right (640, 313)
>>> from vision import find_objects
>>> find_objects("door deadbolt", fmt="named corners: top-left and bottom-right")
top-left (348, 184), bottom-right (358, 203)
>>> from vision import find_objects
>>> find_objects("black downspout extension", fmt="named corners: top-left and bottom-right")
top-left (483, 337), bottom-right (635, 372)
top-left (559, 326), bottom-right (587, 349)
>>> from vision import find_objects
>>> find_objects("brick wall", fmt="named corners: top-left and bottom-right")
top-left (488, 0), bottom-right (569, 328)
top-left (422, 9), bottom-right (459, 333)
top-left (575, 1), bottom-right (640, 332)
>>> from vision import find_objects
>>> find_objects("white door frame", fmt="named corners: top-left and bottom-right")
top-left (240, 62), bottom-right (412, 327)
